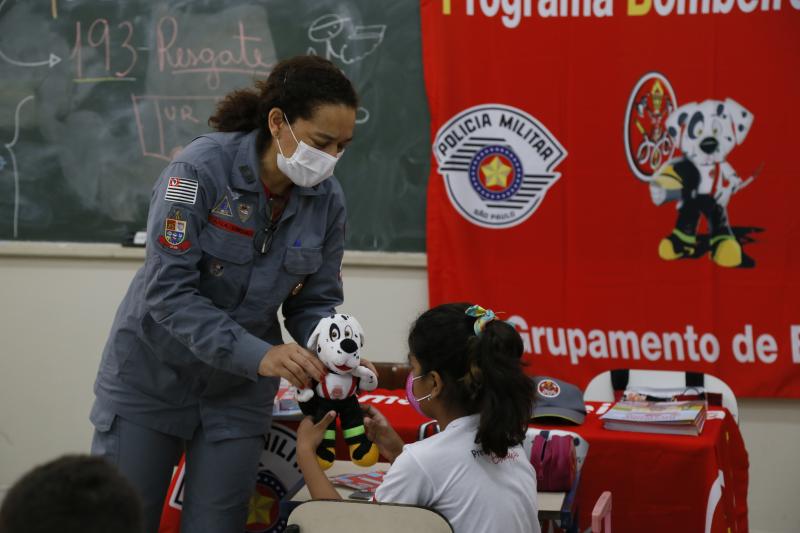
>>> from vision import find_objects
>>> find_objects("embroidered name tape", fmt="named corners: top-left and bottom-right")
top-left (165, 176), bottom-right (199, 205)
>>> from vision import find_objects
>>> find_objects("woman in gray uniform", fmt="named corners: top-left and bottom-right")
top-left (90, 55), bottom-right (359, 532)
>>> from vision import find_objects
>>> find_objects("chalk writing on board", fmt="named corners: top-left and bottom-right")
top-left (132, 95), bottom-right (221, 161)
top-left (0, 0), bottom-right (61, 69)
top-left (69, 18), bottom-right (137, 83)
top-left (2, 95), bottom-right (35, 238)
top-left (307, 14), bottom-right (386, 65)
top-left (157, 17), bottom-right (274, 90)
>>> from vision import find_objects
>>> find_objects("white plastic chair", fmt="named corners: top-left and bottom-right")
top-left (583, 369), bottom-right (738, 423)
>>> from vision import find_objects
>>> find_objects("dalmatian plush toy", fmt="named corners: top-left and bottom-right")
top-left (649, 98), bottom-right (754, 267)
top-left (294, 314), bottom-right (379, 470)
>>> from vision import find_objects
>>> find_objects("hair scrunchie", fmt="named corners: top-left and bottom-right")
top-left (465, 304), bottom-right (497, 336)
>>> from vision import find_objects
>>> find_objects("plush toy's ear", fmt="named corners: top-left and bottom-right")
top-left (306, 318), bottom-right (327, 351)
top-left (348, 315), bottom-right (366, 348)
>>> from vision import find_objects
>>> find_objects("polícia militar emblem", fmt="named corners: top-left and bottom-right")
top-left (433, 103), bottom-right (567, 228)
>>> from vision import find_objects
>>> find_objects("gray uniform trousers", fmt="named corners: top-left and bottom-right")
top-left (91, 414), bottom-right (263, 533)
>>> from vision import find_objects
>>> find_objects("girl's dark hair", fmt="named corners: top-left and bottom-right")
top-left (208, 55), bottom-right (358, 149)
top-left (408, 303), bottom-right (534, 458)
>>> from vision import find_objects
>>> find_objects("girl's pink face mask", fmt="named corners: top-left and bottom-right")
top-left (405, 372), bottom-right (432, 418)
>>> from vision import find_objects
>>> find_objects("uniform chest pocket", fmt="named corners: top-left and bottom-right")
top-left (283, 246), bottom-right (323, 276)
top-left (198, 226), bottom-right (255, 310)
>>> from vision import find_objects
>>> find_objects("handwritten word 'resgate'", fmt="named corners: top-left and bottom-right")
top-left (157, 17), bottom-right (273, 89)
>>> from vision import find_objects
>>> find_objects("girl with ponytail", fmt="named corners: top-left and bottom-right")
top-left (297, 303), bottom-right (540, 533)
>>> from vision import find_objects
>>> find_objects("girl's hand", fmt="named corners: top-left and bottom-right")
top-left (361, 404), bottom-right (404, 463)
top-left (297, 411), bottom-right (337, 453)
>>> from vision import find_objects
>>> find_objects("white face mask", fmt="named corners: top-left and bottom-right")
top-left (275, 115), bottom-right (342, 188)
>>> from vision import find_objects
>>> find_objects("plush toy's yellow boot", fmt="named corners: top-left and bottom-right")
top-left (711, 237), bottom-right (742, 268)
top-left (317, 448), bottom-right (336, 470)
top-left (349, 442), bottom-right (379, 467)
top-left (659, 231), bottom-right (696, 261)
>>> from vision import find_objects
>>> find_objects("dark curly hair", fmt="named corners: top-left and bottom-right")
top-left (408, 303), bottom-right (534, 458)
top-left (208, 55), bottom-right (358, 151)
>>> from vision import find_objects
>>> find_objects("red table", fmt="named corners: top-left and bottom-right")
top-left (356, 390), bottom-right (749, 533)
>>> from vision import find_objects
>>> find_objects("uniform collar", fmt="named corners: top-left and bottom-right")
top-left (230, 129), bottom-right (263, 193)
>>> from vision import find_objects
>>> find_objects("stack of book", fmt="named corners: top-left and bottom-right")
top-left (600, 400), bottom-right (707, 436)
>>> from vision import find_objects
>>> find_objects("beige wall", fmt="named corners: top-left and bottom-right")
top-left (0, 243), bottom-right (797, 532)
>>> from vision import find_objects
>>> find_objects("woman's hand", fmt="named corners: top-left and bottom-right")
top-left (258, 343), bottom-right (326, 388)
top-left (297, 411), bottom-right (337, 454)
top-left (361, 404), bottom-right (405, 463)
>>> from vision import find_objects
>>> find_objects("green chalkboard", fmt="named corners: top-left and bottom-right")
top-left (0, 0), bottom-right (430, 252)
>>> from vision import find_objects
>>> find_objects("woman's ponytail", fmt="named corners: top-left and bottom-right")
top-left (208, 88), bottom-right (263, 132)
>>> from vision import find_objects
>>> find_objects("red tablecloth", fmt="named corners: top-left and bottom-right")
top-left (357, 390), bottom-right (749, 533)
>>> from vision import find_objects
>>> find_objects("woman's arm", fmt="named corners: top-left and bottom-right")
top-left (296, 412), bottom-right (342, 500)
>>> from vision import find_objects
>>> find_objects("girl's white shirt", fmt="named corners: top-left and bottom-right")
top-left (375, 414), bottom-right (540, 533)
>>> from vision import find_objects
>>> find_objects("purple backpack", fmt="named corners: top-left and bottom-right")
top-left (529, 431), bottom-right (577, 492)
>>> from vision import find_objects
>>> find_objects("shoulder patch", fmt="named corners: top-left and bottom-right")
top-left (164, 176), bottom-right (199, 205)
top-left (158, 207), bottom-right (192, 251)
top-left (211, 195), bottom-right (234, 217)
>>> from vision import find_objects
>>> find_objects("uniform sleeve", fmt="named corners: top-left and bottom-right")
top-left (143, 161), bottom-right (269, 381)
top-left (374, 447), bottom-right (435, 506)
top-left (282, 186), bottom-right (346, 346)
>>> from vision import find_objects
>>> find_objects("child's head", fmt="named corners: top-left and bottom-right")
top-left (0, 455), bottom-right (142, 533)
top-left (407, 302), bottom-right (533, 457)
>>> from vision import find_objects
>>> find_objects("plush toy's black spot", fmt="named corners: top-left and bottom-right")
top-left (726, 136), bottom-right (732, 142)
top-left (716, 104), bottom-right (725, 116)
top-left (738, 125), bottom-right (744, 132)
top-left (678, 111), bottom-right (688, 126)
top-left (742, 110), bottom-right (747, 117)
top-left (668, 126), bottom-right (677, 138)
top-left (317, 346), bottom-right (321, 353)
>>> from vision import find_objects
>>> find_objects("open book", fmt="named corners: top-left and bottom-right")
top-left (328, 470), bottom-right (386, 492)
top-left (600, 400), bottom-right (707, 436)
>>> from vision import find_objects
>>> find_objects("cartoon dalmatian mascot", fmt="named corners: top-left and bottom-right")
top-left (649, 98), bottom-right (754, 267)
top-left (294, 314), bottom-right (379, 470)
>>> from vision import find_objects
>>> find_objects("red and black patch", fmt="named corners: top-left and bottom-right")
top-left (208, 215), bottom-right (254, 237)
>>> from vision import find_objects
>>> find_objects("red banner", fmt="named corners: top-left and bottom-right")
top-left (422, 0), bottom-right (800, 397)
